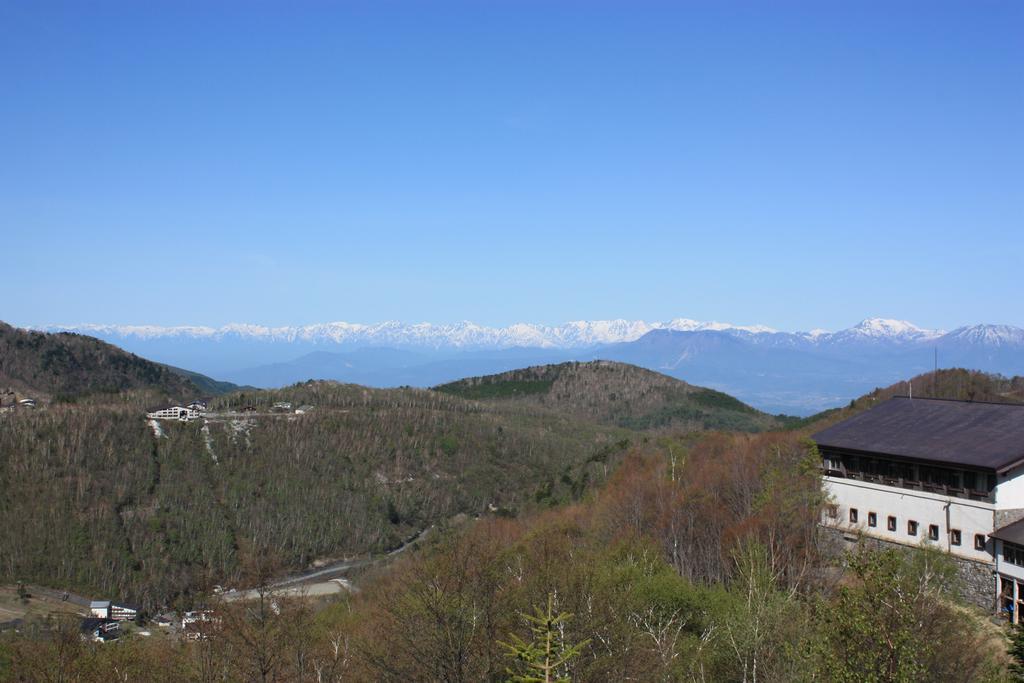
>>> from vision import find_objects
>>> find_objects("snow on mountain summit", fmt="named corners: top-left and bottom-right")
top-left (40, 318), bottom-right (774, 349)
top-left (40, 317), bottom-right (1019, 351)
top-left (944, 324), bottom-right (1024, 347)
top-left (828, 318), bottom-right (943, 343)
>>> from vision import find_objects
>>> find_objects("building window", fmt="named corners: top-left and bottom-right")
top-left (908, 520), bottom-right (919, 536)
top-left (928, 524), bottom-right (939, 541)
top-left (887, 516), bottom-right (897, 531)
top-left (826, 504), bottom-right (838, 519)
top-left (849, 508), bottom-right (858, 524)
top-left (1005, 543), bottom-right (1024, 567)
top-left (976, 534), bottom-right (988, 551)
top-left (951, 529), bottom-right (962, 546)
top-left (868, 512), bottom-right (877, 528)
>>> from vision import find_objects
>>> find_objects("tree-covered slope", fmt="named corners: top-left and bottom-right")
top-left (0, 381), bottom-right (633, 609)
top-left (0, 322), bottom-right (201, 402)
top-left (0, 345), bottom-right (806, 611)
top-left (434, 360), bottom-right (791, 432)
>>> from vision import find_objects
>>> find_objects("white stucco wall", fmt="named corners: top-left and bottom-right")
top-left (823, 476), bottom-right (996, 564)
top-left (996, 464), bottom-right (1024, 509)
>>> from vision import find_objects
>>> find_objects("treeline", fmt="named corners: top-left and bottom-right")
top-left (1, 433), bottom-right (1008, 681)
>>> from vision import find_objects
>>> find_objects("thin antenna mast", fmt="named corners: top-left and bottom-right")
top-left (933, 347), bottom-right (938, 396)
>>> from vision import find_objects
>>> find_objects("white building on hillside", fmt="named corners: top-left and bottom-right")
top-left (146, 405), bottom-right (201, 421)
top-left (814, 397), bottom-right (1024, 619)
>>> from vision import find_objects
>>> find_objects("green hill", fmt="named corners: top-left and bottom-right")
top-left (0, 322), bottom-right (241, 406)
top-left (434, 360), bottom-right (791, 432)
top-left (0, 322), bottom-right (198, 402)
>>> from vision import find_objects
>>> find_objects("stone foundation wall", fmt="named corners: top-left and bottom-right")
top-left (818, 526), bottom-right (995, 611)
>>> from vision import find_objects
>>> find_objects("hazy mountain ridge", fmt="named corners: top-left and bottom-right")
top-left (38, 317), bottom-right (781, 349)
top-left (30, 319), bottom-right (1024, 415)
top-left (39, 317), bottom-right (1024, 352)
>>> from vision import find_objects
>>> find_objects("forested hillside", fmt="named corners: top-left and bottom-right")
top-left (0, 380), bottom-right (634, 609)
top-left (1, 427), bottom-right (1007, 681)
top-left (435, 360), bottom-right (793, 432)
top-left (0, 322), bottom-right (201, 402)
top-left (2, 326), bottom-right (1020, 680)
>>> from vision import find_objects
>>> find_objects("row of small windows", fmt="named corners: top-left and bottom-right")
top-left (829, 506), bottom-right (984, 550)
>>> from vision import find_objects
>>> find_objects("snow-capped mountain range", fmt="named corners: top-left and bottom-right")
top-left (38, 317), bottom-right (981, 350)
top-left (32, 317), bottom-right (1024, 416)
top-left (41, 318), bottom-right (779, 349)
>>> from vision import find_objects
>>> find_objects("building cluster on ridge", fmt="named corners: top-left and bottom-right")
top-left (145, 399), bottom-right (313, 422)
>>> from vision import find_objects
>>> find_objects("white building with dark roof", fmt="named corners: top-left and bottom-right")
top-left (813, 397), bottom-right (1024, 618)
top-left (146, 405), bottom-right (201, 421)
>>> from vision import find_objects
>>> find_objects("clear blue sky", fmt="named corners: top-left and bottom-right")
top-left (2, 1), bottom-right (1021, 331)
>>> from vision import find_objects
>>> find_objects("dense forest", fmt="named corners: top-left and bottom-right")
top-left (2, 328), bottom-right (1023, 681)
top-left (0, 381), bottom-right (636, 610)
top-left (0, 428), bottom-right (1011, 681)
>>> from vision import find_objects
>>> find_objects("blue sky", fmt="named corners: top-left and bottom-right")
top-left (2, 1), bottom-right (1021, 332)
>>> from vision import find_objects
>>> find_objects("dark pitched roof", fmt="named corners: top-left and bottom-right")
top-left (812, 397), bottom-right (1024, 472)
top-left (992, 517), bottom-right (1024, 546)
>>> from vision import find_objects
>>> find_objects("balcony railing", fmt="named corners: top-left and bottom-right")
top-left (825, 468), bottom-right (994, 503)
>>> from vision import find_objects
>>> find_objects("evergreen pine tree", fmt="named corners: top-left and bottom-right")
top-left (500, 594), bottom-right (589, 683)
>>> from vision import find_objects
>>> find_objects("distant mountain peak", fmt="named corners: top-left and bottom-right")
top-left (38, 318), bottom-right (778, 350)
top-left (851, 318), bottom-right (939, 337)
top-left (817, 318), bottom-right (943, 345)
top-left (36, 316), bottom-right (1020, 354)
top-left (945, 324), bottom-right (1024, 346)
